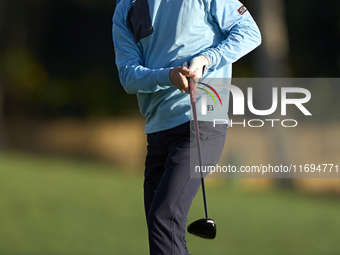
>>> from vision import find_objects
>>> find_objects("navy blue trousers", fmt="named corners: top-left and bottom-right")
top-left (144, 121), bottom-right (227, 255)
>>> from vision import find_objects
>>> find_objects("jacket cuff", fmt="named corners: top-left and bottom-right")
top-left (157, 68), bottom-right (173, 87)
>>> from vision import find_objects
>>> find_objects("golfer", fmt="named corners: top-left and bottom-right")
top-left (112, 0), bottom-right (261, 254)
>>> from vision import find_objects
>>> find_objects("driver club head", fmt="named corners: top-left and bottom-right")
top-left (187, 218), bottom-right (216, 239)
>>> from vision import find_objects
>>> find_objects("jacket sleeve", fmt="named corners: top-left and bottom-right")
top-left (201, 0), bottom-right (262, 69)
top-left (112, 4), bottom-right (172, 95)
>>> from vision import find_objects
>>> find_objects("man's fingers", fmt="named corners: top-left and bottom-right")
top-left (169, 67), bottom-right (188, 93)
top-left (169, 66), bottom-right (197, 94)
top-left (180, 66), bottom-right (196, 78)
top-left (179, 72), bottom-right (189, 93)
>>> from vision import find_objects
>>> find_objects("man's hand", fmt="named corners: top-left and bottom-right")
top-left (169, 67), bottom-right (196, 93)
top-left (184, 55), bottom-right (211, 81)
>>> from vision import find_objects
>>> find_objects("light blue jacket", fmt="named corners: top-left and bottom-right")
top-left (112, 0), bottom-right (261, 133)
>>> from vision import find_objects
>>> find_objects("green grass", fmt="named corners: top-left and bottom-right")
top-left (0, 151), bottom-right (340, 255)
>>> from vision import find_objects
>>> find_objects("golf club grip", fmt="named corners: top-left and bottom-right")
top-left (189, 80), bottom-right (196, 104)
top-left (189, 78), bottom-right (209, 219)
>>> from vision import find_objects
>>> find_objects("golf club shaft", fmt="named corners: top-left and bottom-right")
top-left (189, 78), bottom-right (209, 219)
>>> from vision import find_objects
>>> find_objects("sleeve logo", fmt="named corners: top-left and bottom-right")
top-left (237, 5), bottom-right (248, 15)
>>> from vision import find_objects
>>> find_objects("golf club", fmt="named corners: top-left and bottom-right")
top-left (187, 78), bottom-right (216, 240)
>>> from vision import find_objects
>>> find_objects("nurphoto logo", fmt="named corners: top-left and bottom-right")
top-left (198, 83), bottom-right (312, 128)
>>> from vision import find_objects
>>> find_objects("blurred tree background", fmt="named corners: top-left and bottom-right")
top-left (0, 0), bottom-right (132, 123)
